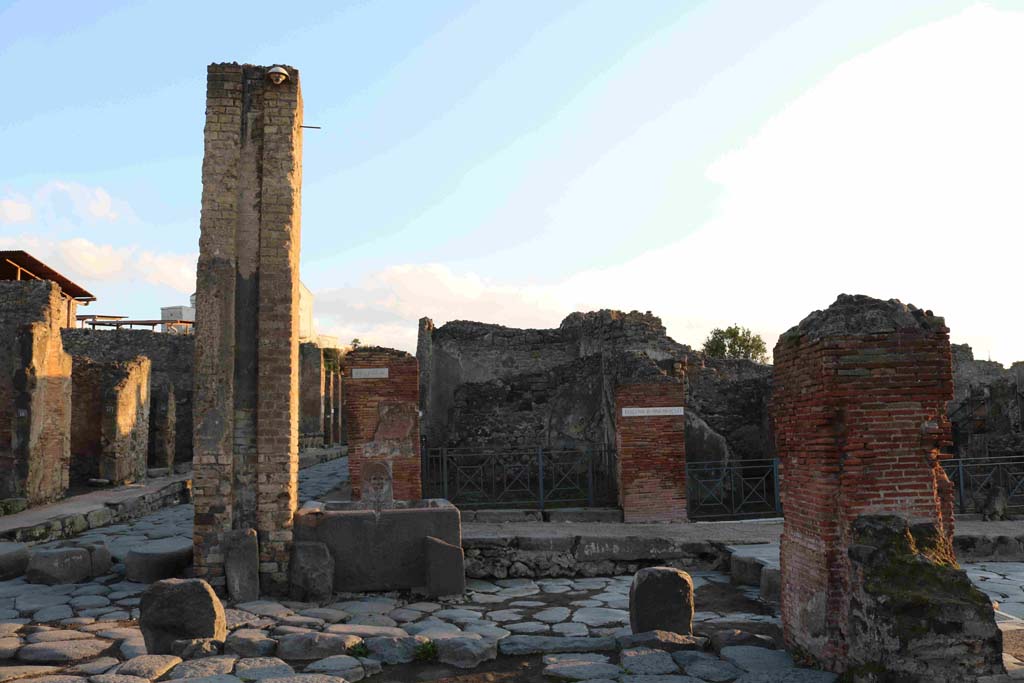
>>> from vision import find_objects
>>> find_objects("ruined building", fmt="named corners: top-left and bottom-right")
top-left (417, 310), bottom-right (772, 469)
top-left (192, 62), bottom-right (304, 593)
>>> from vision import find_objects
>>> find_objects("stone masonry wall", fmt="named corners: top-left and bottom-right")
top-left (62, 328), bottom-right (193, 471)
top-left (343, 347), bottom-right (420, 501)
top-left (771, 294), bottom-right (956, 672)
top-left (193, 62), bottom-right (303, 594)
top-left (70, 356), bottom-right (151, 486)
top-left (614, 379), bottom-right (687, 522)
top-left (0, 280), bottom-right (72, 507)
top-left (299, 342), bottom-right (324, 436)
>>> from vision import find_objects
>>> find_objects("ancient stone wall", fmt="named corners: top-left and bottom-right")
top-left (772, 295), bottom-right (957, 671)
top-left (299, 342), bottom-right (324, 437)
top-left (0, 280), bottom-right (72, 506)
top-left (192, 62), bottom-right (303, 593)
top-left (62, 329), bottom-right (194, 471)
top-left (614, 380), bottom-right (687, 522)
top-left (418, 310), bottom-right (772, 471)
top-left (343, 347), bottom-right (420, 500)
top-left (69, 356), bottom-right (150, 486)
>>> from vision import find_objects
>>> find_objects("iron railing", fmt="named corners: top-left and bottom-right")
top-left (941, 456), bottom-right (1024, 514)
top-left (686, 458), bottom-right (782, 521)
top-left (299, 432), bottom-right (324, 450)
top-left (422, 445), bottom-right (617, 509)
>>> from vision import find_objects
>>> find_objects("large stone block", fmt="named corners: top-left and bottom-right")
top-left (26, 547), bottom-right (91, 585)
top-left (289, 541), bottom-right (334, 602)
top-left (126, 537), bottom-right (193, 583)
top-left (629, 566), bottom-right (694, 636)
top-left (139, 578), bottom-right (227, 654)
top-left (224, 529), bottom-right (259, 603)
top-left (424, 535), bottom-right (465, 597)
top-left (0, 542), bottom-right (29, 580)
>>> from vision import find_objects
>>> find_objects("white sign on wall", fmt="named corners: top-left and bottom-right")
top-left (621, 406), bottom-right (685, 417)
top-left (352, 367), bottom-right (389, 379)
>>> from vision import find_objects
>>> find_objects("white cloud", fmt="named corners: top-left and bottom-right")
top-left (36, 181), bottom-right (127, 222)
top-left (0, 197), bottom-right (32, 223)
top-left (0, 235), bottom-right (196, 295)
top-left (315, 5), bottom-right (1024, 363)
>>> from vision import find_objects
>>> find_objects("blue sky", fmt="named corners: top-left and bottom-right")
top-left (3, 1), bottom-right (1023, 361)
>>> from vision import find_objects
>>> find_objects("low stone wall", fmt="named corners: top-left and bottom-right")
top-left (463, 533), bottom-right (725, 579)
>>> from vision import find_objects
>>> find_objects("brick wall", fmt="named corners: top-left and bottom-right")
top-left (343, 347), bottom-right (420, 500)
top-left (614, 380), bottom-right (687, 522)
top-left (193, 62), bottom-right (303, 594)
top-left (299, 342), bottom-right (324, 436)
top-left (771, 295), bottom-right (955, 670)
top-left (0, 281), bottom-right (72, 506)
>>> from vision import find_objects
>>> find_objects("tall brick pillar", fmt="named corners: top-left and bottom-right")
top-left (772, 295), bottom-right (956, 670)
top-left (614, 379), bottom-right (687, 522)
top-left (299, 342), bottom-right (325, 439)
top-left (342, 347), bottom-right (420, 501)
top-left (193, 62), bottom-right (303, 593)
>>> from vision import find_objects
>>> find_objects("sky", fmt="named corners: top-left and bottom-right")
top-left (2, 0), bottom-right (1023, 363)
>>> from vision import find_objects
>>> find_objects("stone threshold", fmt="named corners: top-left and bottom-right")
top-left (0, 446), bottom-right (347, 546)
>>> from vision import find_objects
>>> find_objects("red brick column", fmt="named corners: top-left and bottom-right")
top-left (343, 348), bottom-right (421, 500)
top-left (614, 381), bottom-right (687, 522)
top-left (772, 295), bottom-right (954, 669)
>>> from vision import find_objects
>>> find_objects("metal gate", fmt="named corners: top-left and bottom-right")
top-left (422, 445), bottom-right (617, 509)
top-left (686, 458), bottom-right (781, 521)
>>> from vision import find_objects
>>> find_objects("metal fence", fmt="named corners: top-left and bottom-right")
top-left (941, 456), bottom-right (1024, 514)
top-left (686, 458), bottom-right (781, 521)
top-left (422, 445), bottom-right (618, 509)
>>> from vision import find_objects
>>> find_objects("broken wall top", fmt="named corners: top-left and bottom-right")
top-left (0, 280), bottom-right (65, 326)
top-left (779, 294), bottom-right (947, 345)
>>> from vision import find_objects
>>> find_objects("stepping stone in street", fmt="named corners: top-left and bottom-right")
top-left (629, 567), bottom-right (694, 636)
top-left (125, 539), bottom-right (193, 584)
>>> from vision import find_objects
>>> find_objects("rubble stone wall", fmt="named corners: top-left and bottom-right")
top-left (343, 347), bottom-right (420, 500)
top-left (192, 62), bottom-right (303, 593)
top-left (62, 328), bottom-right (193, 470)
top-left (299, 342), bottom-right (324, 436)
top-left (614, 380), bottom-right (687, 522)
top-left (772, 295), bottom-right (957, 672)
top-left (0, 281), bottom-right (72, 506)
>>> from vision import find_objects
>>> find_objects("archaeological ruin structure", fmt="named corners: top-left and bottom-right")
top-left (192, 62), bottom-right (304, 594)
top-left (771, 294), bottom-right (1002, 679)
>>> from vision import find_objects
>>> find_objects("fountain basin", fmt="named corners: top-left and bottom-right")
top-left (293, 499), bottom-right (463, 594)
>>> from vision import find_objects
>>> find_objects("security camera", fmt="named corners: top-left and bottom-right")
top-left (267, 66), bottom-right (289, 85)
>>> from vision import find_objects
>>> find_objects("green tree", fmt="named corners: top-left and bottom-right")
top-left (702, 324), bottom-right (768, 363)
top-left (350, 338), bottom-right (361, 350)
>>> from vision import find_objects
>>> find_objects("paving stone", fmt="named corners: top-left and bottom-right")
top-left (275, 633), bottom-right (360, 662)
top-left (225, 630), bottom-right (277, 658)
top-left (98, 611), bottom-right (131, 622)
top-left (356, 658), bottom-right (380, 677)
top-left (234, 657), bottom-right (293, 681)
top-left (385, 608), bottom-right (420, 622)
top-left (118, 654), bottom-right (182, 679)
top-left (278, 616), bottom-right (324, 629)
top-left (621, 647), bottom-right (680, 675)
top-left (259, 676), bottom-right (348, 683)
top-left (543, 660), bottom-right (622, 680)
top-left (97, 628), bottom-right (143, 641)
top-left (363, 635), bottom-right (428, 665)
top-left (571, 607), bottom-right (629, 627)
top-left (236, 603), bottom-right (294, 620)
top-left (496, 586), bottom-right (540, 598)
top-left (0, 666), bottom-right (62, 682)
top-left (91, 675), bottom-right (155, 683)
top-left (434, 636), bottom-right (497, 669)
top-left (404, 602), bottom-right (441, 613)
top-left (618, 676), bottom-right (701, 683)
top-left (498, 635), bottom-right (618, 655)
top-left (506, 622), bottom-right (549, 634)
top-left (0, 623), bottom-right (21, 637)
top-left (323, 624), bottom-right (406, 639)
top-left (509, 601), bottom-right (547, 608)
top-left (120, 640), bottom-right (148, 659)
top-left (466, 580), bottom-right (500, 594)
top-left (71, 596), bottom-right (112, 610)
top-left (345, 615), bottom-right (397, 628)
top-left (165, 655), bottom-right (238, 679)
top-left (710, 629), bottom-right (775, 652)
top-left (618, 631), bottom-right (707, 653)
top-left (26, 631), bottom-right (97, 643)
top-left (432, 609), bottom-right (482, 621)
top-left (303, 655), bottom-right (362, 675)
top-left (0, 637), bottom-right (21, 658)
top-left (552, 623), bottom-right (588, 637)
top-left (534, 607), bottom-right (571, 624)
top-left (676, 654), bottom-right (745, 682)
top-left (224, 611), bottom-right (265, 631)
top-left (732, 672), bottom-right (838, 683)
top-left (295, 609), bottom-right (348, 624)
top-left (17, 638), bottom-right (113, 663)
top-left (0, 544), bottom-right (29, 581)
top-left (721, 646), bottom-right (794, 672)
top-left (171, 638), bottom-right (223, 660)
top-left (570, 600), bottom-right (603, 608)
top-left (66, 658), bottom-right (120, 675)
top-left (329, 600), bottom-right (395, 616)
top-left (463, 623), bottom-right (511, 640)
top-left (406, 621), bottom-right (461, 636)
top-left (16, 592), bottom-right (71, 614)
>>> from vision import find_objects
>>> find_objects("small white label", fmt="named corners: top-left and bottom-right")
top-left (352, 367), bottom-right (389, 379)
top-left (622, 406), bottom-right (685, 417)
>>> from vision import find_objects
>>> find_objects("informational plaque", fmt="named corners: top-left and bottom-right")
top-left (352, 367), bottom-right (389, 379)
top-left (621, 406), bottom-right (685, 417)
